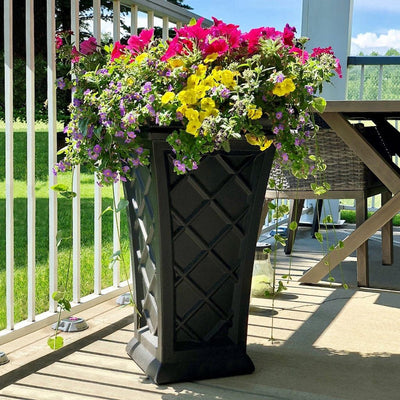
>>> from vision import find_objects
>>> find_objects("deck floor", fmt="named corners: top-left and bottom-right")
top-left (2, 225), bottom-right (400, 399)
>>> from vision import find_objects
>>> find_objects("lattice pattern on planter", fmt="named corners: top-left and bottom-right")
top-left (131, 166), bottom-right (158, 335)
top-left (168, 152), bottom-right (258, 346)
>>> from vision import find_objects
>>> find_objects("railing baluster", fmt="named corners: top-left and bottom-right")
top-left (378, 64), bottom-right (383, 100)
top-left (93, 0), bottom-right (102, 295)
top-left (5, 0), bottom-right (14, 331)
top-left (71, 0), bottom-right (81, 304)
top-left (47, 0), bottom-right (58, 313)
top-left (26, 0), bottom-right (36, 322)
top-left (147, 10), bottom-right (155, 28)
top-left (131, 4), bottom-right (138, 35)
top-left (162, 15), bottom-right (169, 40)
top-left (113, 1), bottom-right (121, 288)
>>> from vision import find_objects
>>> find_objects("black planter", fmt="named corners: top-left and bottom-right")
top-left (123, 130), bottom-right (275, 384)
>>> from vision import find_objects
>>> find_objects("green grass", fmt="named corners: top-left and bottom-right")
top-left (0, 123), bottom-right (130, 330)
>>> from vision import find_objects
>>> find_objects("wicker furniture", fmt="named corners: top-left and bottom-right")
top-left (263, 127), bottom-right (392, 287)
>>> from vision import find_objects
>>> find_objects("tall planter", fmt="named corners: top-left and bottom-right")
top-left (123, 128), bottom-right (275, 384)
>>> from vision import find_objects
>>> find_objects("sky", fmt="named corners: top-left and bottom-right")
top-left (184, 0), bottom-right (400, 55)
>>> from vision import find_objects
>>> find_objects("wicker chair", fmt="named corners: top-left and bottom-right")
top-left (262, 128), bottom-right (393, 287)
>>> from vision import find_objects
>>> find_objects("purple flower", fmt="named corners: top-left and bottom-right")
top-left (93, 144), bottom-right (102, 153)
top-left (103, 169), bottom-right (112, 177)
top-left (173, 159), bottom-right (186, 173)
top-left (122, 166), bottom-right (130, 173)
top-left (148, 94), bottom-right (155, 103)
top-left (146, 104), bottom-right (155, 116)
top-left (275, 142), bottom-right (282, 150)
top-left (278, 124), bottom-right (284, 131)
top-left (127, 131), bottom-right (136, 139)
top-left (97, 68), bottom-right (109, 75)
top-left (73, 97), bottom-right (82, 107)
top-left (136, 147), bottom-right (143, 155)
top-left (133, 92), bottom-right (143, 101)
top-left (87, 125), bottom-right (94, 139)
top-left (84, 89), bottom-right (91, 96)
top-left (220, 88), bottom-right (230, 98)
top-left (115, 131), bottom-right (124, 138)
top-left (275, 111), bottom-right (283, 120)
top-left (126, 112), bottom-right (136, 124)
top-left (275, 74), bottom-right (285, 83)
top-left (305, 85), bottom-right (314, 94)
top-left (273, 126), bottom-right (280, 135)
top-left (282, 153), bottom-right (289, 162)
top-left (142, 81), bottom-right (152, 94)
top-left (56, 78), bottom-right (65, 90)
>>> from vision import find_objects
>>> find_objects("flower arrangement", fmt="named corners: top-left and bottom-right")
top-left (54, 18), bottom-right (341, 185)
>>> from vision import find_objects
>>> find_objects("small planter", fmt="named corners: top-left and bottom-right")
top-left (123, 128), bottom-right (275, 384)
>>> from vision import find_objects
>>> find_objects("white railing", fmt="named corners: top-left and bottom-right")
top-left (0, 0), bottom-right (209, 345)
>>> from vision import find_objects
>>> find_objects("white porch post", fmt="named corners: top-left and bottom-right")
top-left (301, 0), bottom-right (354, 100)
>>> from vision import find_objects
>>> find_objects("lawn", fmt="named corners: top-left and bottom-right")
top-left (0, 122), bottom-right (130, 330)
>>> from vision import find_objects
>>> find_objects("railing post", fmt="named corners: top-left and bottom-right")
top-left (5, 0), bottom-right (14, 331)
top-left (26, 0), bottom-right (36, 323)
top-left (47, 0), bottom-right (58, 313)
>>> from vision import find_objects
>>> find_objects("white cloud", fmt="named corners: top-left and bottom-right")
top-left (351, 29), bottom-right (400, 55)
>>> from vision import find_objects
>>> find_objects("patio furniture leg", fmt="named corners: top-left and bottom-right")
top-left (311, 199), bottom-right (323, 238)
top-left (285, 199), bottom-right (305, 254)
top-left (299, 190), bottom-right (400, 284)
top-left (381, 190), bottom-right (394, 265)
top-left (355, 194), bottom-right (369, 287)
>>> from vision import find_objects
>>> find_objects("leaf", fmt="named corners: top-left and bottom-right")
top-left (343, 283), bottom-right (349, 290)
top-left (78, 118), bottom-right (89, 136)
top-left (289, 221), bottom-right (298, 231)
top-left (312, 97), bottom-right (327, 113)
top-left (322, 215), bottom-right (333, 224)
top-left (221, 140), bottom-right (231, 153)
top-left (188, 17), bottom-right (197, 26)
top-left (59, 191), bottom-right (77, 200)
top-left (51, 184), bottom-right (69, 192)
top-left (52, 291), bottom-right (64, 302)
top-left (100, 206), bottom-right (113, 218)
top-left (115, 199), bottom-right (129, 213)
top-left (48, 336), bottom-right (64, 350)
top-left (58, 298), bottom-right (71, 311)
top-left (314, 232), bottom-right (323, 243)
top-left (328, 276), bottom-right (335, 282)
top-left (338, 240), bottom-right (344, 248)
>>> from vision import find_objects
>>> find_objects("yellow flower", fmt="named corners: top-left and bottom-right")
top-left (245, 134), bottom-right (273, 151)
top-left (135, 53), bottom-right (148, 63)
top-left (247, 106), bottom-right (263, 120)
top-left (195, 64), bottom-right (207, 78)
top-left (168, 58), bottom-right (184, 69)
top-left (204, 53), bottom-right (218, 63)
top-left (203, 75), bottom-right (216, 89)
top-left (200, 97), bottom-right (216, 111)
top-left (176, 104), bottom-right (188, 115)
top-left (194, 84), bottom-right (207, 100)
top-left (273, 78), bottom-right (296, 97)
top-left (187, 74), bottom-right (200, 89)
top-left (161, 91), bottom-right (175, 104)
top-left (199, 108), bottom-right (218, 121)
top-left (184, 108), bottom-right (199, 121)
top-left (186, 119), bottom-right (202, 136)
top-left (220, 70), bottom-right (237, 89)
top-left (126, 77), bottom-right (134, 86)
top-left (178, 89), bottom-right (197, 105)
top-left (211, 68), bottom-right (222, 82)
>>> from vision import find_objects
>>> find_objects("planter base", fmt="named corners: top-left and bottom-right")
top-left (126, 335), bottom-right (254, 384)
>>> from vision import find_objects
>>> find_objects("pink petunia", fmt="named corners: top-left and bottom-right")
top-left (202, 38), bottom-right (229, 56)
top-left (282, 24), bottom-right (296, 47)
top-left (111, 41), bottom-right (127, 61)
top-left (289, 47), bottom-right (309, 63)
top-left (335, 58), bottom-right (343, 78)
top-left (127, 28), bottom-right (154, 54)
top-left (80, 37), bottom-right (97, 55)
